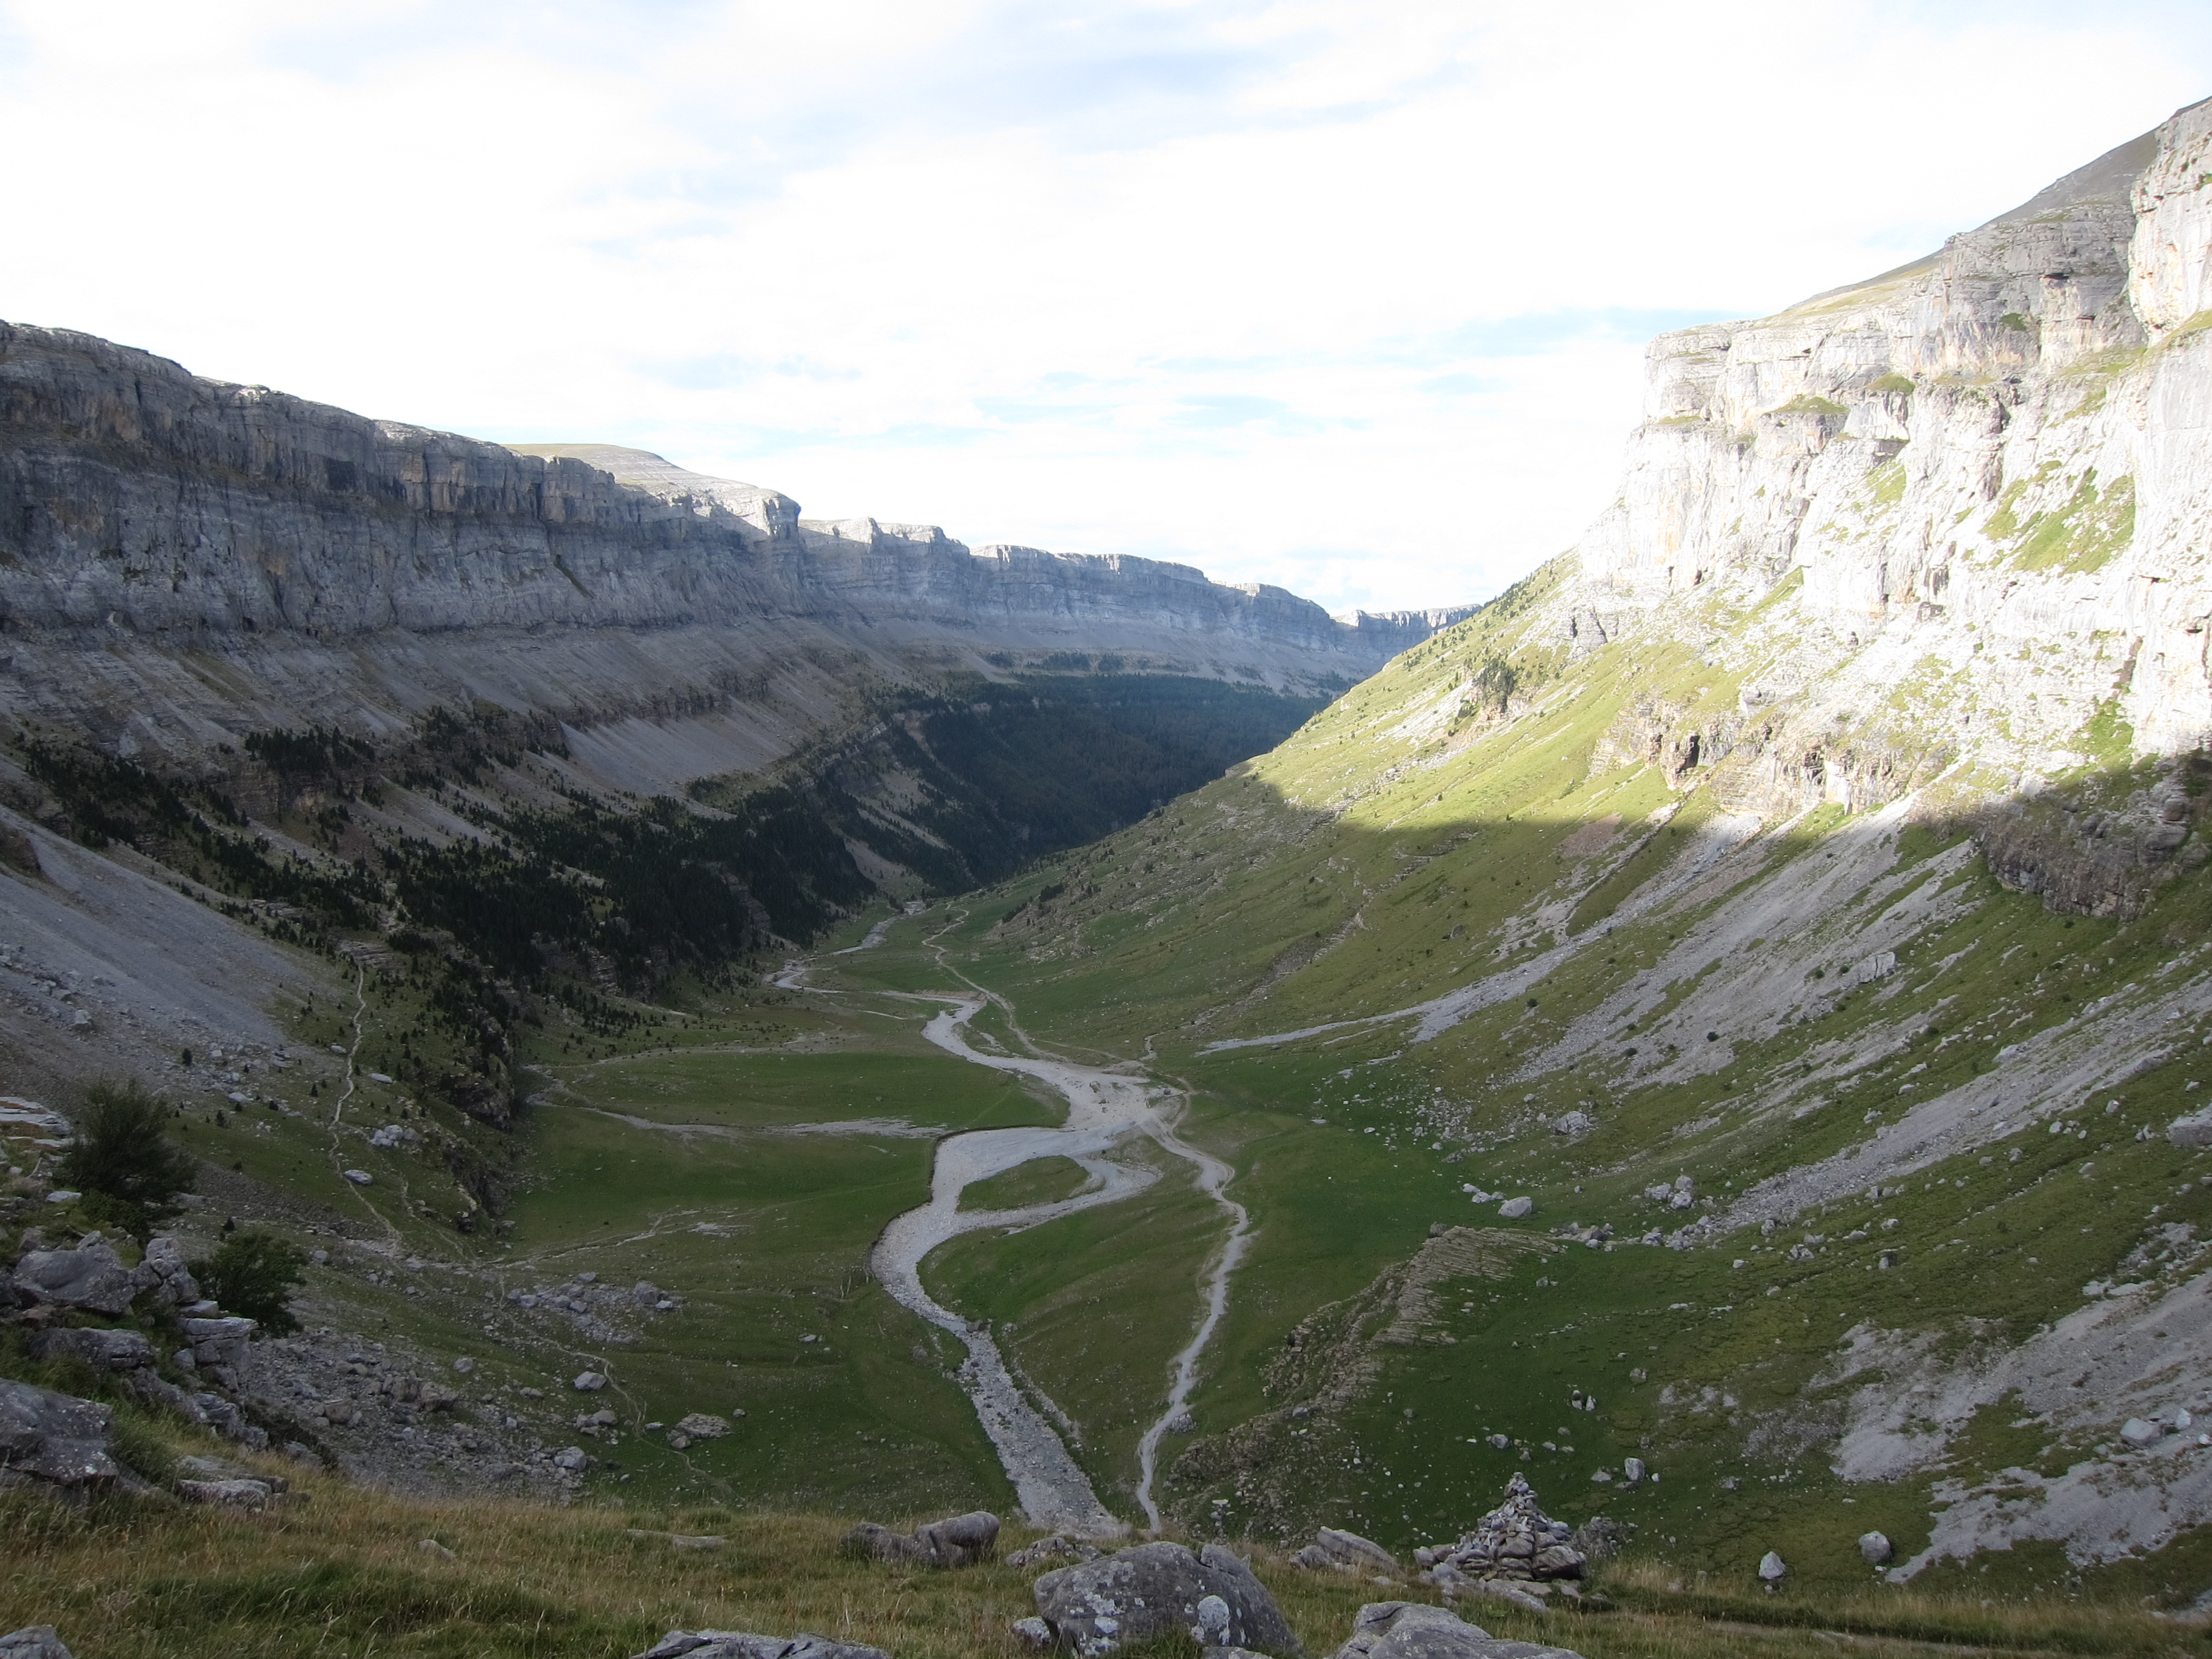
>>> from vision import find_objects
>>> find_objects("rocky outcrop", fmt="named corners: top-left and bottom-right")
top-left (1572, 99), bottom-right (2212, 751)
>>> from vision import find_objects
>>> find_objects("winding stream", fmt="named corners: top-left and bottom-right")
top-left (799, 956), bottom-right (1248, 1534)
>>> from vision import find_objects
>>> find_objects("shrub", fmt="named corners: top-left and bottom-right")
top-left (194, 1230), bottom-right (309, 1336)
top-left (54, 1081), bottom-right (195, 1236)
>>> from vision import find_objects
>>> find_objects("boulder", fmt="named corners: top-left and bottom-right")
top-left (1033, 1541), bottom-right (1300, 1658)
top-left (674, 1412), bottom-right (730, 1440)
top-left (844, 1510), bottom-right (999, 1567)
top-left (2168, 1109), bottom-right (2212, 1149)
top-left (0, 1379), bottom-right (118, 1493)
top-left (10, 1242), bottom-right (135, 1316)
top-left (1294, 1529), bottom-right (1399, 1575)
top-left (573, 1371), bottom-right (608, 1392)
top-left (132, 1236), bottom-right (199, 1307)
top-left (1327, 1602), bottom-right (1583, 1659)
top-left (28, 1326), bottom-right (155, 1373)
top-left (0, 1629), bottom-right (73, 1659)
top-left (1498, 1198), bottom-right (1533, 1220)
top-left (632, 1634), bottom-right (890, 1659)
top-left (1757, 1552), bottom-right (1787, 1584)
top-left (1857, 1531), bottom-right (1892, 1566)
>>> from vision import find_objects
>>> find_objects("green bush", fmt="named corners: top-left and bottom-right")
top-left (54, 1080), bottom-right (195, 1237)
top-left (193, 1231), bottom-right (308, 1336)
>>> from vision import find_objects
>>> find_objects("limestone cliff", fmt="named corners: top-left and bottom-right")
top-left (1570, 96), bottom-right (2212, 781)
top-left (0, 333), bottom-right (1447, 785)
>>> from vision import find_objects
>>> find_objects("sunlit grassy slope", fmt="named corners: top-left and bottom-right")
top-left (792, 551), bottom-right (2212, 1607)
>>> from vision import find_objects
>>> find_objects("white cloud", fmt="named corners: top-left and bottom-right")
top-left (2, 0), bottom-right (2208, 612)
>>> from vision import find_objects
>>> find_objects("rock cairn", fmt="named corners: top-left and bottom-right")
top-left (1412, 1476), bottom-right (1587, 1603)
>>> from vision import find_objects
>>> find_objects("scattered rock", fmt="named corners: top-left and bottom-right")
top-left (1498, 1198), bottom-right (1533, 1220)
top-left (674, 1412), bottom-right (729, 1440)
top-left (0, 1379), bottom-right (118, 1495)
top-left (1032, 1540), bottom-right (1300, 1658)
top-left (1007, 1534), bottom-right (1103, 1569)
top-left (27, 1327), bottom-right (155, 1373)
top-left (1551, 1113), bottom-right (1594, 1137)
top-left (178, 1453), bottom-right (284, 1492)
top-left (0, 1627), bottom-right (73, 1659)
top-left (1757, 1552), bottom-right (1787, 1584)
top-left (1295, 1529), bottom-right (1399, 1575)
top-left (2122, 1417), bottom-right (2163, 1447)
top-left (1619, 1458), bottom-right (1644, 1486)
top-left (1569, 1518), bottom-right (1626, 1563)
top-left (1857, 1531), bottom-right (1892, 1566)
top-left (179, 1477), bottom-right (273, 1508)
top-left (632, 1634), bottom-right (891, 1659)
top-left (845, 1510), bottom-right (1000, 1567)
top-left (10, 1242), bottom-right (135, 1316)
top-left (341, 1170), bottom-right (372, 1185)
top-left (552, 1446), bottom-right (589, 1471)
top-left (1328, 1601), bottom-right (1584, 1659)
top-left (573, 1372), bottom-right (608, 1392)
top-left (671, 1535), bottom-right (726, 1551)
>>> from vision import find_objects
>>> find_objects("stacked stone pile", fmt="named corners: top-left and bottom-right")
top-left (1412, 1477), bottom-right (1587, 1602)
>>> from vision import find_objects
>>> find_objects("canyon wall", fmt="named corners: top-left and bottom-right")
top-left (1547, 98), bottom-right (2212, 828)
top-left (0, 329), bottom-right (1448, 781)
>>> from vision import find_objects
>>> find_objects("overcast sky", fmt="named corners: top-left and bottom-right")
top-left (4, 2), bottom-right (2208, 615)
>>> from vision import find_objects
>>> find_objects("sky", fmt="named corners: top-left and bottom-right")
top-left (3, 3), bottom-right (2210, 616)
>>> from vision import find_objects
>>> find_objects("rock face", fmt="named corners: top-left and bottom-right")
top-left (1550, 95), bottom-right (2212, 911)
top-left (0, 337), bottom-right (1460, 779)
top-left (1327, 1603), bottom-right (1584, 1659)
top-left (842, 1510), bottom-right (999, 1567)
top-left (1032, 1541), bottom-right (1301, 1658)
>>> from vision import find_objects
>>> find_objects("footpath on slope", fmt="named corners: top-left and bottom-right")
top-left (779, 917), bottom-right (1252, 1536)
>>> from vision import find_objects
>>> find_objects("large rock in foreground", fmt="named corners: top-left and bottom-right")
top-left (1329, 1603), bottom-right (1583, 1659)
top-left (1033, 1541), bottom-right (1300, 1658)
top-left (632, 1633), bottom-right (889, 1659)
